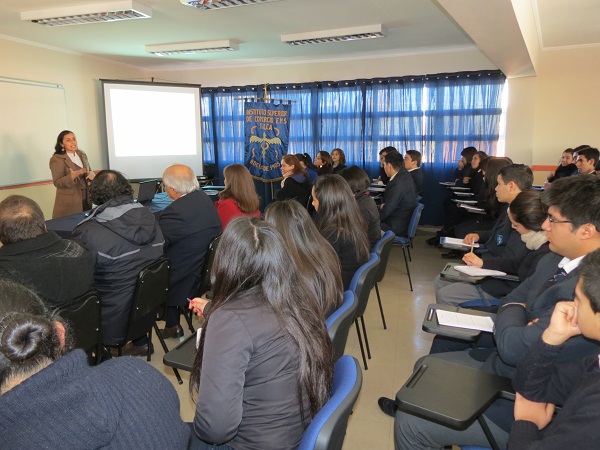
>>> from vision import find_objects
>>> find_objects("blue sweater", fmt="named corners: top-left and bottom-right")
top-left (0, 350), bottom-right (190, 449)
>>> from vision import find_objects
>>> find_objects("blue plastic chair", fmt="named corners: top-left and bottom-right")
top-left (298, 355), bottom-right (363, 450)
top-left (348, 253), bottom-right (380, 370)
top-left (326, 291), bottom-right (359, 363)
top-left (393, 203), bottom-right (425, 291)
top-left (371, 230), bottom-right (396, 329)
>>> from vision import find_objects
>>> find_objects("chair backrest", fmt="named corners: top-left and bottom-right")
top-left (371, 230), bottom-right (395, 284)
top-left (326, 291), bottom-right (359, 363)
top-left (126, 257), bottom-right (170, 341)
top-left (407, 203), bottom-right (425, 239)
top-left (53, 290), bottom-right (101, 353)
top-left (348, 253), bottom-right (380, 319)
top-left (298, 355), bottom-right (363, 450)
top-left (198, 235), bottom-right (221, 296)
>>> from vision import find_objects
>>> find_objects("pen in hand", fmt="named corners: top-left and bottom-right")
top-left (470, 240), bottom-right (475, 254)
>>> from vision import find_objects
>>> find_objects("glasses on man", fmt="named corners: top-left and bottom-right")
top-left (546, 214), bottom-right (572, 224)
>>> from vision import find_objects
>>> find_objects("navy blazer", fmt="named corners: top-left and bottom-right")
top-left (379, 170), bottom-right (417, 238)
top-left (486, 252), bottom-right (600, 378)
top-left (157, 190), bottom-right (222, 307)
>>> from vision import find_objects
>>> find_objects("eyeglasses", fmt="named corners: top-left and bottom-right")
top-left (546, 214), bottom-right (572, 224)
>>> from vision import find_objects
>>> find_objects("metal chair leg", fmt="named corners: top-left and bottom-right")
top-left (375, 283), bottom-right (387, 329)
top-left (354, 319), bottom-right (368, 370)
top-left (407, 245), bottom-right (412, 262)
top-left (153, 323), bottom-right (183, 385)
top-left (179, 306), bottom-right (195, 333)
top-left (402, 246), bottom-right (413, 291)
top-left (360, 316), bottom-right (371, 359)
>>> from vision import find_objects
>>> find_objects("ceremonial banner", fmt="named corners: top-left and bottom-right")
top-left (244, 101), bottom-right (291, 182)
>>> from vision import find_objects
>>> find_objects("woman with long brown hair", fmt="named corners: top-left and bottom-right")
top-left (188, 217), bottom-right (333, 450)
top-left (314, 150), bottom-right (333, 176)
top-left (312, 174), bottom-right (370, 289)
top-left (265, 200), bottom-right (343, 317)
top-left (215, 164), bottom-right (260, 229)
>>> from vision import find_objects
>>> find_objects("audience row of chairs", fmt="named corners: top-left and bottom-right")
top-left (349, 202), bottom-right (424, 370)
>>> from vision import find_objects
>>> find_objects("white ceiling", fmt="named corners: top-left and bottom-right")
top-left (1, 0), bottom-right (600, 73)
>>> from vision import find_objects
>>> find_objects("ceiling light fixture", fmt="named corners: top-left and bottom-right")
top-left (145, 40), bottom-right (238, 56)
top-left (281, 24), bottom-right (384, 46)
top-left (180, 0), bottom-right (282, 11)
top-left (21, 0), bottom-right (151, 27)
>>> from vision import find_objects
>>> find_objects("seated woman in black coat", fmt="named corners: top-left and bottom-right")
top-left (187, 218), bottom-right (333, 450)
top-left (312, 174), bottom-right (370, 290)
top-left (314, 150), bottom-right (333, 176)
top-left (265, 200), bottom-right (343, 317)
top-left (276, 154), bottom-right (312, 208)
top-left (331, 148), bottom-right (347, 174)
top-left (340, 165), bottom-right (382, 249)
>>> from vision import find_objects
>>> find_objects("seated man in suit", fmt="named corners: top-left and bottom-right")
top-left (379, 150), bottom-right (417, 238)
top-left (378, 175), bottom-right (600, 449)
top-left (434, 164), bottom-right (533, 305)
top-left (73, 170), bottom-right (164, 356)
top-left (375, 146), bottom-right (396, 185)
top-left (404, 150), bottom-right (423, 196)
top-left (0, 195), bottom-right (93, 306)
top-left (508, 249), bottom-right (600, 448)
top-left (157, 164), bottom-right (221, 338)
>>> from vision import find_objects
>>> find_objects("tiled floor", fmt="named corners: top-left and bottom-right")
top-left (144, 228), bottom-right (445, 450)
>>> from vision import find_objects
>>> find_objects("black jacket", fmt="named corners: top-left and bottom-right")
top-left (73, 196), bottom-right (164, 345)
top-left (379, 170), bottom-right (417, 238)
top-left (0, 231), bottom-right (93, 306)
top-left (157, 190), bottom-right (221, 307)
top-left (276, 174), bottom-right (312, 208)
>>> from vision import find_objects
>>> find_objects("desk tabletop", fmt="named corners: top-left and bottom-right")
top-left (163, 333), bottom-right (197, 372)
top-left (396, 356), bottom-right (514, 430)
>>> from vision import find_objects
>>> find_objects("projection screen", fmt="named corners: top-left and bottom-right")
top-left (101, 80), bottom-right (203, 179)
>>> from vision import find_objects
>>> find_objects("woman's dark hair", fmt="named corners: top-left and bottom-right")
top-left (313, 174), bottom-right (370, 264)
top-left (295, 153), bottom-right (316, 170)
top-left (340, 165), bottom-right (370, 196)
top-left (481, 156), bottom-right (513, 218)
top-left (282, 154), bottom-right (308, 179)
top-left (265, 200), bottom-right (343, 317)
top-left (460, 146), bottom-right (477, 163)
top-left (89, 170), bottom-right (133, 205)
top-left (0, 280), bottom-right (68, 391)
top-left (563, 148), bottom-right (575, 155)
top-left (316, 151), bottom-right (333, 175)
top-left (220, 164), bottom-right (260, 213)
top-left (54, 130), bottom-right (73, 154)
top-left (508, 190), bottom-right (547, 232)
top-left (189, 217), bottom-right (333, 421)
top-left (332, 148), bottom-right (346, 165)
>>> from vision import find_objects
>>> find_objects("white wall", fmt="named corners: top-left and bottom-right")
top-left (0, 37), bottom-right (146, 218)
top-left (3, 36), bottom-right (599, 216)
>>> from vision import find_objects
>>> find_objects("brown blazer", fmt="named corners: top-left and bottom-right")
top-left (49, 150), bottom-right (92, 219)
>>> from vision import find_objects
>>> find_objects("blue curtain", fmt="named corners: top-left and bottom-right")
top-left (201, 70), bottom-right (505, 224)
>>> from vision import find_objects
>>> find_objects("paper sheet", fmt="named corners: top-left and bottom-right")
top-left (453, 265), bottom-right (507, 277)
top-left (435, 310), bottom-right (494, 332)
top-left (440, 237), bottom-right (480, 248)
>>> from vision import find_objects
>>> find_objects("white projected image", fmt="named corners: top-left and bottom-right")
top-left (111, 89), bottom-right (197, 157)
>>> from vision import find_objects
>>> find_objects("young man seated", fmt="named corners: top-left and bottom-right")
top-left (403, 150), bottom-right (423, 196)
top-left (509, 248), bottom-right (600, 449)
top-left (377, 175), bottom-right (600, 449)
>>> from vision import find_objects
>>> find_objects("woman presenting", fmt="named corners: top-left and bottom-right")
top-left (49, 130), bottom-right (95, 218)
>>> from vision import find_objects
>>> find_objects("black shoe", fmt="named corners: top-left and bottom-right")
top-left (161, 324), bottom-right (184, 339)
top-left (426, 237), bottom-right (440, 247)
top-left (441, 250), bottom-right (463, 259)
top-left (378, 397), bottom-right (398, 417)
top-left (117, 342), bottom-right (154, 357)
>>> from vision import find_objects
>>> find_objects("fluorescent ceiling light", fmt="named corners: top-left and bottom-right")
top-left (282, 24), bottom-right (384, 46)
top-left (21, 0), bottom-right (151, 27)
top-left (146, 40), bottom-right (238, 56)
top-left (180, 0), bottom-right (282, 11)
